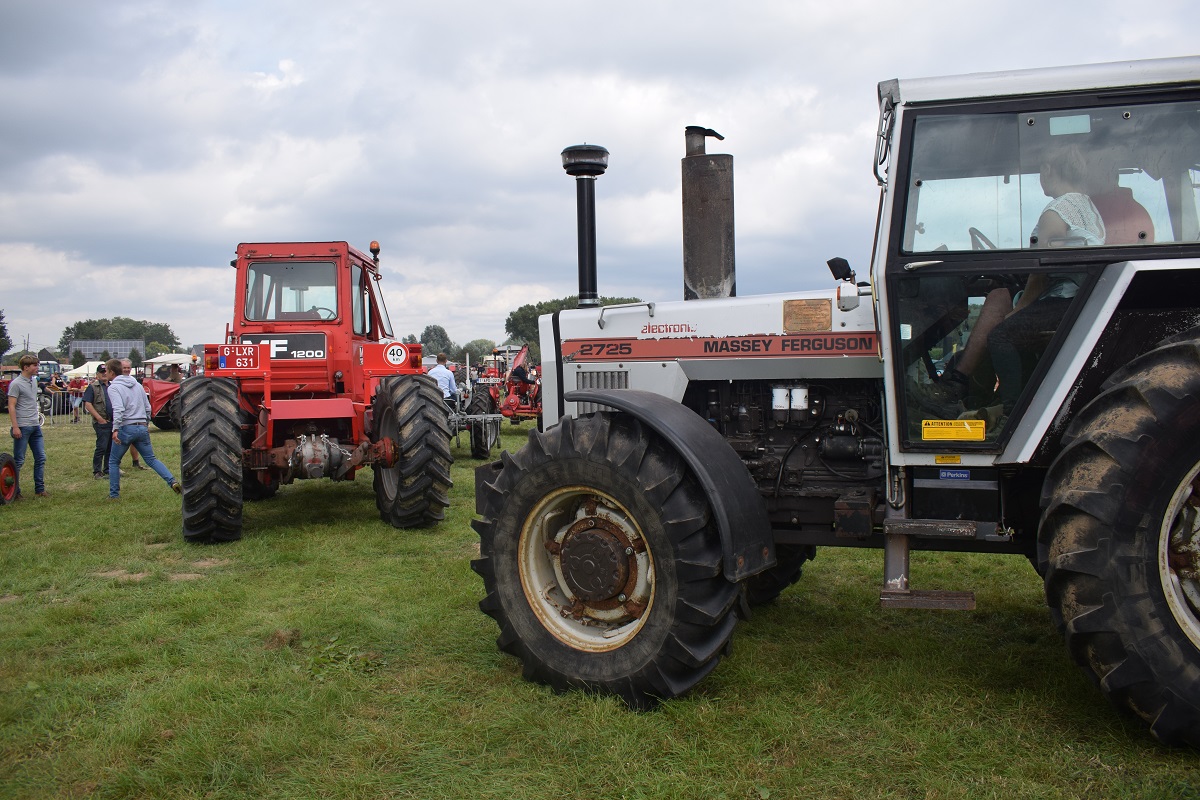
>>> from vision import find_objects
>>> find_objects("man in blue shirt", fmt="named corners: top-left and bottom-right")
top-left (428, 352), bottom-right (458, 411)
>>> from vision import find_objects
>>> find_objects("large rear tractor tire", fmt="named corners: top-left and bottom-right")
top-left (371, 374), bottom-right (453, 528)
top-left (179, 377), bottom-right (244, 544)
top-left (472, 413), bottom-right (739, 708)
top-left (1039, 330), bottom-right (1200, 746)
top-left (743, 543), bottom-right (816, 607)
top-left (468, 391), bottom-right (500, 460)
top-left (152, 395), bottom-right (181, 431)
top-left (0, 453), bottom-right (17, 505)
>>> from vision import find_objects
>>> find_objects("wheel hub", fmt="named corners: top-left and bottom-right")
top-left (519, 486), bottom-right (653, 651)
top-left (560, 524), bottom-right (631, 603)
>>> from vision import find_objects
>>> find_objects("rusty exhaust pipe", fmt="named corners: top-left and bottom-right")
top-left (682, 126), bottom-right (735, 300)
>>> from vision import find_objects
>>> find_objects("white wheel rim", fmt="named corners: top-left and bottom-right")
top-left (518, 485), bottom-right (654, 652)
top-left (1160, 460), bottom-right (1200, 650)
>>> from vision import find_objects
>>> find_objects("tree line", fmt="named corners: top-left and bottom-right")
top-left (0, 313), bottom-right (183, 366)
top-left (0, 295), bottom-right (640, 368)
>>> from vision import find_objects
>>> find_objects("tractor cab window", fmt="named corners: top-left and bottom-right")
top-left (351, 264), bottom-right (367, 335)
top-left (902, 100), bottom-right (1200, 253)
top-left (244, 261), bottom-right (338, 321)
top-left (371, 274), bottom-right (394, 338)
top-left (350, 264), bottom-right (393, 338)
top-left (894, 269), bottom-right (1087, 445)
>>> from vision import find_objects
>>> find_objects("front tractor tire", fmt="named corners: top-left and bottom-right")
top-left (179, 377), bottom-right (244, 544)
top-left (372, 375), bottom-right (453, 528)
top-left (472, 413), bottom-right (739, 708)
top-left (1040, 330), bottom-right (1200, 746)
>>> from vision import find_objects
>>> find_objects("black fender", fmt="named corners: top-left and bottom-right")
top-left (565, 388), bottom-right (775, 583)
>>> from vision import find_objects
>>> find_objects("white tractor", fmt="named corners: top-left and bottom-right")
top-left (472, 56), bottom-right (1200, 745)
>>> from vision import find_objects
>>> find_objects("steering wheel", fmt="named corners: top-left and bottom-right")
top-left (968, 227), bottom-right (997, 251)
top-left (310, 306), bottom-right (337, 320)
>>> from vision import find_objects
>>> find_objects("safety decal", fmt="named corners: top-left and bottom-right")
top-left (921, 419), bottom-right (985, 442)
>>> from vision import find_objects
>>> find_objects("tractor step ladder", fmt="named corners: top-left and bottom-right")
top-left (879, 519), bottom-right (978, 610)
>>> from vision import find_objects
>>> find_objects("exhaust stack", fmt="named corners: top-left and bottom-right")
top-left (561, 144), bottom-right (610, 308)
top-left (681, 126), bottom-right (736, 300)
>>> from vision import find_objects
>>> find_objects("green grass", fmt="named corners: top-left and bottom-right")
top-left (2, 416), bottom-right (1200, 799)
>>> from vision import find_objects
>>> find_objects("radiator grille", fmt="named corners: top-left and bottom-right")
top-left (575, 370), bottom-right (628, 415)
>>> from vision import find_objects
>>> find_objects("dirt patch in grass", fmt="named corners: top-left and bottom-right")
top-left (93, 569), bottom-right (151, 582)
top-left (168, 573), bottom-right (204, 581)
top-left (264, 628), bottom-right (302, 650)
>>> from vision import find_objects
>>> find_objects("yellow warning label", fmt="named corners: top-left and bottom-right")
top-left (935, 454), bottom-right (963, 464)
top-left (921, 419), bottom-right (985, 441)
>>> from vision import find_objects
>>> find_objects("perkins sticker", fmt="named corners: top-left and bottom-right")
top-left (939, 469), bottom-right (971, 481)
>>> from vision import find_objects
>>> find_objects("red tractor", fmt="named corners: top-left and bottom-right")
top-left (474, 344), bottom-right (542, 427)
top-left (178, 241), bottom-right (453, 544)
top-left (143, 357), bottom-right (196, 431)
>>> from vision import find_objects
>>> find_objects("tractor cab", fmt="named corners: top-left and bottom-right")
top-left (875, 89), bottom-right (1200, 456)
top-left (220, 241), bottom-right (413, 405)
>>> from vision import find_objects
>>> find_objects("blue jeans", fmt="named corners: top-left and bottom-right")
top-left (11, 424), bottom-right (46, 495)
top-left (108, 424), bottom-right (175, 498)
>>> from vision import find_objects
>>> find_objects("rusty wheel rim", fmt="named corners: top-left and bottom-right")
top-left (1161, 463), bottom-right (1200, 650)
top-left (518, 485), bottom-right (655, 652)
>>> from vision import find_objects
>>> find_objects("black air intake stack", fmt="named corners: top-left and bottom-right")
top-left (562, 144), bottom-right (610, 309)
top-left (682, 126), bottom-right (735, 300)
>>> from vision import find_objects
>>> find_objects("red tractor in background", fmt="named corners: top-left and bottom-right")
top-left (178, 241), bottom-right (453, 544)
top-left (143, 357), bottom-right (195, 431)
top-left (473, 344), bottom-right (542, 428)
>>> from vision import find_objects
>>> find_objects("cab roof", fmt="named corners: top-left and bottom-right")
top-left (882, 56), bottom-right (1200, 107)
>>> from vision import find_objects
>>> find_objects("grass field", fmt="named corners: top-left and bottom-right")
top-left (2, 414), bottom-right (1199, 799)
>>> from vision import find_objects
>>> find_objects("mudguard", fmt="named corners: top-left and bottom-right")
top-left (565, 388), bottom-right (775, 582)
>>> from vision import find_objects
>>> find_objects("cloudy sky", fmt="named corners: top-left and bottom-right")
top-left (1, 0), bottom-right (1195, 355)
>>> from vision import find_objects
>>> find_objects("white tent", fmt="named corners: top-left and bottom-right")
top-left (143, 353), bottom-right (195, 366)
top-left (64, 360), bottom-right (106, 379)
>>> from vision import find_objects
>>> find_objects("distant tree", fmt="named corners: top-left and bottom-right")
top-left (71, 349), bottom-right (86, 368)
top-left (58, 317), bottom-right (181, 353)
top-left (419, 325), bottom-right (454, 357)
top-left (456, 338), bottom-right (497, 369)
top-left (145, 341), bottom-right (171, 359)
top-left (0, 309), bottom-right (11, 359)
top-left (505, 295), bottom-right (641, 363)
top-left (128, 348), bottom-right (143, 367)
top-left (141, 322), bottom-right (178, 350)
top-left (401, 333), bottom-right (418, 345)
top-left (99, 350), bottom-right (112, 361)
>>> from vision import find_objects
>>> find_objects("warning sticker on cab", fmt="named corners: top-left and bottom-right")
top-left (921, 419), bottom-right (985, 441)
